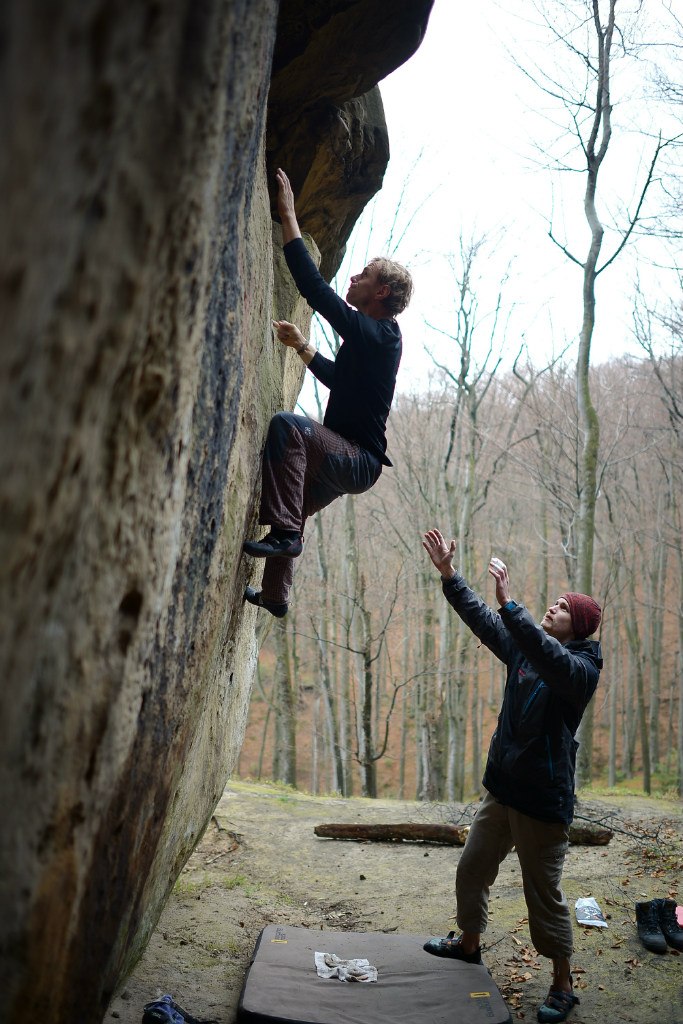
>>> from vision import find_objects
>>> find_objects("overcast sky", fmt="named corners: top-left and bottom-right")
top-left (300, 0), bottom-right (681, 405)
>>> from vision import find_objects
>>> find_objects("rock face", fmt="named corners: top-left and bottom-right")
top-left (0, 2), bottom-right (432, 1022)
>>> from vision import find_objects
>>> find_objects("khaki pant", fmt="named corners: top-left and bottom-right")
top-left (456, 791), bottom-right (573, 959)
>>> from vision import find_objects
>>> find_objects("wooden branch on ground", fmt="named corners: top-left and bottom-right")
top-left (210, 816), bottom-right (242, 849)
top-left (314, 821), bottom-right (613, 846)
top-left (573, 810), bottom-right (664, 847)
top-left (314, 823), bottom-right (470, 845)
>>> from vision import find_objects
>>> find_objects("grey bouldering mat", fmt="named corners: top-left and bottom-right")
top-left (237, 925), bottom-right (511, 1024)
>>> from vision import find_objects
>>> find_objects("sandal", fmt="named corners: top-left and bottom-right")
top-left (422, 930), bottom-right (482, 964)
top-left (537, 979), bottom-right (580, 1023)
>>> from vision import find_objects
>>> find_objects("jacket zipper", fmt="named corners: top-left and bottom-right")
top-left (545, 735), bottom-right (554, 781)
top-left (521, 681), bottom-right (545, 716)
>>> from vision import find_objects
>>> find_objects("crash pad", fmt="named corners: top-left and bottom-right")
top-left (237, 925), bottom-right (511, 1024)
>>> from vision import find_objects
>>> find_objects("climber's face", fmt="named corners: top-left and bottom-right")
top-left (346, 265), bottom-right (386, 313)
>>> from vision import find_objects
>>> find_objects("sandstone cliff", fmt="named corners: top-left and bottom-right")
top-left (0, 2), bottom-right (433, 1022)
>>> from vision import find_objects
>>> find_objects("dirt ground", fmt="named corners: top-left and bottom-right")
top-left (106, 780), bottom-right (682, 1024)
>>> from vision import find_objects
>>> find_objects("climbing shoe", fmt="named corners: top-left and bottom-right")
top-left (422, 931), bottom-right (482, 964)
top-left (635, 899), bottom-right (667, 953)
top-left (243, 586), bottom-right (288, 618)
top-left (243, 532), bottom-right (303, 559)
top-left (657, 897), bottom-right (683, 951)
top-left (142, 994), bottom-right (218, 1024)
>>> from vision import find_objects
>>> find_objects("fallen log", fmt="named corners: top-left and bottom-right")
top-left (314, 821), bottom-right (613, 846)
top-left (314, 823), bottom-right (470, 845)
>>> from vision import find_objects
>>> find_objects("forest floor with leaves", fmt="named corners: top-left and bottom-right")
top-left (106, 780), bottom-right (682, 1024)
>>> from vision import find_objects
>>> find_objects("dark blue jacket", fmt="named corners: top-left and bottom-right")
top-left (284, 238), bottom-right (402, 466)
top-left (442, 572), bottom-right (603, 824)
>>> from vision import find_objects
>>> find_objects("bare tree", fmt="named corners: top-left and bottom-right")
top-left (272, 623), bottom-right (297, 787)
top-left (513, 0), bottom-right (672, 782)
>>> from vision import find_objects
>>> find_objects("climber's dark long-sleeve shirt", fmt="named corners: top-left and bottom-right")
top-left (284, 238), bottom-right (402, 466)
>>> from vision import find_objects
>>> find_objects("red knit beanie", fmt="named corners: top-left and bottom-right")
top-left (561, 592), bottom-right (601, 640)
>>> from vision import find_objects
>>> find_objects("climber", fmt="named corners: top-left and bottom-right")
top-left (243, 168), bottom-right (413, 617)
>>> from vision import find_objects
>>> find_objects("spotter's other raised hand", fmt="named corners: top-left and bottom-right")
top-left (488, 556), bottom-right (511, 607)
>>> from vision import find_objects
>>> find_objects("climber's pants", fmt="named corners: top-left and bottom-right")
top-left (258, 412), bottom-right (381, 603)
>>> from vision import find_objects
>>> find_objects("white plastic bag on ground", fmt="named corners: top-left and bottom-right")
top-left (575, 896), bottom-right (608, 927)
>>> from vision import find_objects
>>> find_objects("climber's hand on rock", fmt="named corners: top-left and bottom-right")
top-left (272, 320), bottom-right (305, 349)
top-left (275, 169), bottom-right (301, 243)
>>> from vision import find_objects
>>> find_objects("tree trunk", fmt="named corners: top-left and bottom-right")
top-left (420, 714), bottom-right (440, 802)
top-left (624, 579), bottom-right (651, 794)
top-left (676, 536), bottom-right (683, 797)
top-left (314, 514), bottom-right (344, 793)
top-left (256, 662), bottom-right (273, 781)
top-left (608, 616), bottom-right (619, 788)
top-left (333, 592), bottom-right (354, 797)
top-left (575, 0), bottom-right (617, 784)
top-left (398, 575), bottom-right (411, 799)
top-left (471, 694), bottom-right (483, 796)
top-left (448, 630), bottom-right (468, 801)
top-left (415, 579), bottom-right (435, 800)
top-left (358, 574), bottom-right (377, 798)
top-left (310, 695), bottom-right (320, 794)
top-left (272, 624), bottom-right (297, 787)
top-left (343, 494), bottom-right (361, 795)
top-left (647, 526), bottom-right (667, 768)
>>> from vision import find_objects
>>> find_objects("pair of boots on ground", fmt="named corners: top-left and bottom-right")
top-left (636, 897), bottom-right (683, 953)
top-left (422, 931), bottom-right (578, 1023)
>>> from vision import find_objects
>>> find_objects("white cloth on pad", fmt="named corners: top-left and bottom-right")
top-left (314, 951), bottom-right (378, 982)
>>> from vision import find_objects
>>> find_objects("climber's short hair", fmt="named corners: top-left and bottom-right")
top-left (368, 257), bottom-right (413, 316)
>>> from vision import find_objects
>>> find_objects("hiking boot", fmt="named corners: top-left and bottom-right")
top-left (243, 532), bottom-right (303, 559)
top-left (635, 900), bottom-right (667, 953)
top-left (658, 897), bottom-right (683, 951)
top-left (244, 587), bottom-right (288, 618)
top-left (422, 931), bottom-right (483, 964)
